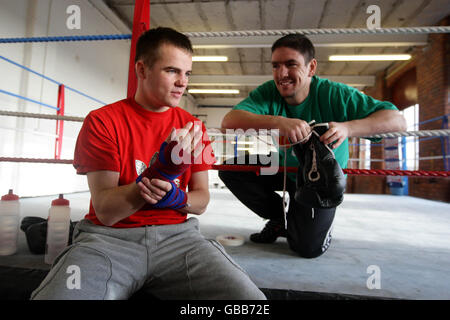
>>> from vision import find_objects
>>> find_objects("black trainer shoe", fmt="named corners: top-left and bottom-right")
top-left (250, 220), bottom-right (287, 243)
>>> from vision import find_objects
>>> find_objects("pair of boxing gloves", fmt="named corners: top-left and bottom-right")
top-left (136, 140), bottom-right (191, 210)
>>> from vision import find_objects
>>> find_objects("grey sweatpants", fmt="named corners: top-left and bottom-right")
top-left (31, 218), bottom-right (266, 300)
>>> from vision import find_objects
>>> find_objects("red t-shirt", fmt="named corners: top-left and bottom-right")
top-left (73, 97), bottom-right (215, 228)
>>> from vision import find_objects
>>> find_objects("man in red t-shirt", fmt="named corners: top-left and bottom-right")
top-left (31, 27), bottom-right (265, 300)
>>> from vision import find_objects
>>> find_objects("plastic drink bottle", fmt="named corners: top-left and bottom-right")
top-left (0, 189), bottom-right (20, 256)
top-left (45, 194), bottom-right (71, 264)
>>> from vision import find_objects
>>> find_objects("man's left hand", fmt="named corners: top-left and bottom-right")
top-left (319, 122), bottom-right (350, 149)
top-left (137, 177), bottom-right (172, 205)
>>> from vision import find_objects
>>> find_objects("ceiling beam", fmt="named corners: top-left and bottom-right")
top-left (189, 75), bottom-right (271, 86)
top-left (88, 0), bottom-right (131, 34)
top-left (192, 34), bottom-right (428, 49)
top-left (189, 75), bottom-right (375, 87)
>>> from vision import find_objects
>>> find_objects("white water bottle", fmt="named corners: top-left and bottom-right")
top-left (45, 194), bottom-right (71, 265)
top-left (0, 189), bottom-right (20, 256)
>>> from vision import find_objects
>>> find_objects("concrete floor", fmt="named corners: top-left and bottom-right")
top-left (1, 189), bottom-right (449, 300)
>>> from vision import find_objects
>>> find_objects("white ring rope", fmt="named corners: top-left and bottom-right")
top-left (367, 129), bottom-right (450, 139)
top-left (1, 110), bottom-right (449, 138)
top-left (184, 26), bottom-right (450, 38)
top-left (0, 110), bottom-right (84, 122)
top-left (350, 155), bottom-right (450, 162)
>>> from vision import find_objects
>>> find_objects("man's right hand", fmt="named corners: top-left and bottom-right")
top-left (275, 116), bottom-right (312, 143)
top-left (137, 121), bottom-right (203, 183)
top-left (165, 121), bottom-right (204, 164)
top-left (136, 121), bottom-right (203, 208)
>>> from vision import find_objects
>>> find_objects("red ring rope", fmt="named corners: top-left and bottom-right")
top-left (212, 165), bottom-right (449, 177)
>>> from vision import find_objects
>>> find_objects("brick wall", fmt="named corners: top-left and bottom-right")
top-left (346, 17), bottom-right (449, 202)
top-left (347, 70), bottom-right (388, 195)
top-left (409, 17), bottom-right (449, 202)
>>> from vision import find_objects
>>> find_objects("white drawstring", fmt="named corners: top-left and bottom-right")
top-left (282, 147), bottom-right (288, 229)
top-left (235, 120), bottom-right (330, 226)
top-left (281, 121), bottom-right (317, 229)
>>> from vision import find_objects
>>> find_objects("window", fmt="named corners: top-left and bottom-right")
top-left (362, 138), bottom-right (372, 169)
top-left (401, 104), bottom-right (419, 170)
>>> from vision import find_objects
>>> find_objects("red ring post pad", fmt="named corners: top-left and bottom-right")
top-left (127, 0), bottom-right (150, 98)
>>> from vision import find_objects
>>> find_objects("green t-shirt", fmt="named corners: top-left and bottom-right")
top-left (234, 75), bottom-right (398, 181)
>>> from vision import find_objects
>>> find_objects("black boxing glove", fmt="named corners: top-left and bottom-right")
top-left (292, 123), bottom-right (346, 208)
top-left (21, 217), bottom-right (47, 254)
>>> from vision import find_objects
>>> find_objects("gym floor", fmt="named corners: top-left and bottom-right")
top-left (1, 187), bottom-right (449, 300)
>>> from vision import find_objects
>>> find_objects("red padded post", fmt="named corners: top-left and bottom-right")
top-left (127, 0), bottom-right (150, 99)
top-left (54, 84), bottom-right (65, 160)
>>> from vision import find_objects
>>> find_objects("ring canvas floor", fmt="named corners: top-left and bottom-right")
top-left (1, 188), bottom-right (449, 300)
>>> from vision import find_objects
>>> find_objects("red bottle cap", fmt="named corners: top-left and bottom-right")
top-left (51, 194), bottom-right (70, 206)
top-left (1, 189), bottom-right (19, 201)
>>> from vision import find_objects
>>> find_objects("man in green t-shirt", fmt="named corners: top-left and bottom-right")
top-left (219, 34), bottom-right (406, 258)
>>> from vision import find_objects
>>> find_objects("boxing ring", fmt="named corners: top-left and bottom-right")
top-left (1, 1), bottom-right (450, 301)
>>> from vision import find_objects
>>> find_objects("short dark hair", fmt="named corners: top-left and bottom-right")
top-left (271, 34), bottom-right (315, 64)
top-left (135, 27), bottom-right (193, 66)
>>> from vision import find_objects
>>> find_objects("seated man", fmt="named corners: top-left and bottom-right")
top-left (219, 34), bottom-right (406, 259)
top-left (31, 27), bottom-right (265, 300)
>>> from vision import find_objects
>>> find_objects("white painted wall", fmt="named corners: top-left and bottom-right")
top-left (0, 0), bottom-right (220, 198)
top-left (193, 106), bottom-right (231, 129)
top-left (0, 0), bottom-right (126, 197)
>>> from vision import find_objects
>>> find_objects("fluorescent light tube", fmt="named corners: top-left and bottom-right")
top-left (329, 54), bottom-right (411, 61)
top-left (192, 56), bottom-right (228, 62)
top-left (188, 89), bottom-right (239, 94)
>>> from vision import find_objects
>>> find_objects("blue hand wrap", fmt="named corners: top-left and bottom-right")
top-left (151, 181), bottom-right (187, 209)
top-left (155, 142), bottom-right (182, 181)
top-left (136, 141), bottom-right (190, 184)
top-left (137, 140), bottom-right (191, 210)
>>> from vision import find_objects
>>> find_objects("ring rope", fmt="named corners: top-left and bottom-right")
top-left (0, 110), bottom-right (84, 122)
top-left (340, 168), bottom-right (449, 177)
top-left (0, 34), bottom-right (131, 44)
top-left (0, 89), bottom-right (59, 110)
top-left (0, 55), bottom-right (106, 106)
top-left (0, 157), bottom-right (447, 177)
top-left (0, 157), bottom-right (74, 164)
top-left (0, 26), bottom-right (449, 44)
top-left (350, 155), bottom-right (450, 161)
top-left (212, 165), bottom-right (449, 177)
top-left (0, 110), bottom-right (449, 139)
top-left (366, 129), bottom-right (450, 139)
top-left (184, 26), bottom-right (450, 38)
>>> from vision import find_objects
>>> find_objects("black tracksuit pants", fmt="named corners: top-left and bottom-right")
top-left (218, 155), bottom-right (336, 259)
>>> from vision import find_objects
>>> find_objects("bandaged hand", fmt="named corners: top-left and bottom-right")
top-left (136, 121), bottom-right (203, 209)
top-left (138, 178), bottom-right (187, 209)
top-left (137, 122), bottom-right (203, 183)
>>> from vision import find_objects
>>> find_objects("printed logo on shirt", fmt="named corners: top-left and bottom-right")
top-left (135, 159), bottom-right (148, 176)
top-left (136, 158), bottom-right (181, 188)
top-left (136, 152), bottom-right (159, 176)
